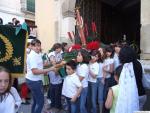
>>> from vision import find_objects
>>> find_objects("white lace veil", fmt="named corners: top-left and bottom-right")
top-left (115, 62), bottom-right (139, 113)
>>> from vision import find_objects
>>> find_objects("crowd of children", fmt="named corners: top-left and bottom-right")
top-left (0, 38), bottom-right (147, 113)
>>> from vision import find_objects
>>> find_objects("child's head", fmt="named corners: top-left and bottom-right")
top-left (31, 39), bottom-right (41, 53)
top-left (119, 46), bottom-right (136, 64)
top-left (114, 42), bottom-right (123, 54)
top-left (76, 49), bottom-right (90, 64)
top-left (90, 50), bottom-right (99, 62)
top-left (114, 65), bottom-right (123, 83)
top-left (97, 50), bottom-right (104, 63)
top-left (66, 60), bottom-right (77, 75)
top-left (0, 66), bottom-right (12, 94)
top-left (62, 42), bottom-right (68, 52)
top-left (52, 43), bottom-right (62, 53)
top-left (105, 46), bottom-right (114, 58)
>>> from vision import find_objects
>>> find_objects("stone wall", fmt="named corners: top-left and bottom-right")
top-left (140, 0), bottom-right (150, 60)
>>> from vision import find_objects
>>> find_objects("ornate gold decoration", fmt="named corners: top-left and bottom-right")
top-left (12, 57), bottom-right (21, 66)
top-left (0, 34), bottom-right (13, 62)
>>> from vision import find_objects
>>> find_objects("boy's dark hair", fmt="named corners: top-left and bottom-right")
top-left (52, 43), bottom-right (62, 51)
top-left (114, 65), bottom-right (123, 79)
top-left (31, 39), bottom-right (41, 46)
top-left (77, 49), bottom-right (91, 64)
top-left (66, 60), bottom-right (77, 70)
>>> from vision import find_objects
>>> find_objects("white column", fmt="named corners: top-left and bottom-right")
top-left (60, 17), bottom-right (75, 43)
top-left (140, 0), bottom-right (150, 59)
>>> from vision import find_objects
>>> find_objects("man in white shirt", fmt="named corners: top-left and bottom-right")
top-left (26, 39), bottom-right (54, 113)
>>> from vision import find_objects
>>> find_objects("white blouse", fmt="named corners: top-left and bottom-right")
top-left (0, 87), bottom-right (22, 113)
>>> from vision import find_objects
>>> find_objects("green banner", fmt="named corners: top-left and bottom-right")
top-left (0, 25), bottom-right (27, 77)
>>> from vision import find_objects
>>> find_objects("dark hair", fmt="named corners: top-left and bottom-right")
top-left (77, 49), bottom-right (91, 64)
top-left (114, 42), bottom-right (123, 48)
top-left (66, 60), bottom-right (77, 70)
top-left (119, 46), bottom-right (136, 63)
top-left (62, 42), bottom-right (67, 47)
top-left (12, 18), bottom-right (17, 22)
top-left (31, 39), bottom-right (41, 46)
top-left (97, 51), bottom-right (104, 63)
top-left (90, 49), bottom-right (98, 56)
top-left (105, 46), bottom-right (114, 58)
top-left (52, 43), bottom-right (62, 51)
top-left (0, 66), bottom-right (12, 102)
top-left (0, 18), bottom-right (3, 25)
top-left (62, 42), bottom-right (67, 51)
top-left (15, 20), bottom-right (20, 26)
top-left (114, 65), bottom-right (123, 79)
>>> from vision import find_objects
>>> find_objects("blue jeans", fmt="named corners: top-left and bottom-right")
top-left (26, 79), bottom-right (44, 113)
top-left (88, 82), bottom-right (97, 113)
top-left (97, 78), bottom-right (104, 104)
top-left (66, 97), bottom-right (79, 113)
top-left (80, 87), bottom-right (88, 113)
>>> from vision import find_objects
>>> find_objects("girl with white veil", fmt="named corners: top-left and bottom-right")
top-left (115, 46), bottom-right (142, 113)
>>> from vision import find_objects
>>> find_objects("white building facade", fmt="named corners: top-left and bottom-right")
top-left (0, 0), bottom-right (35, 25)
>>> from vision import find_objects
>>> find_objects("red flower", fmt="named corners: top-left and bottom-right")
top-left (86, 41), bottom-right (100, 50)
top-left (68, 44), bottom-right (82, 52)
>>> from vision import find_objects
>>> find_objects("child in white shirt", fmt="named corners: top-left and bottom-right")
top-left (88, 50), bottom-right (99, 113)
top-left (62, 60), bottom-right (82, 113)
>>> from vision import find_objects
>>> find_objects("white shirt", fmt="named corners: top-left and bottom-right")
top-left (76, 64), bottom-right (89, 88)
top-left (48, 71), bottom-right (62, 84)
top-left (103, 58), bottom-right (114, 78)
top-left (26, 50), bottom-right (43, 81)
top-left (97, 62), bottom-right (104, 78)
top-left (0, 87), bottom-right (22, 113)
top-left (113, 53), bottom-right (120, 69)
top-left (88, 62), bottom-right (99, 83)
top-left (48, 51), bottom-right (63, 63)
top-left (62, 73), bottom-right (82, 98)
top-left (48, 51), bottom-right (63, 84)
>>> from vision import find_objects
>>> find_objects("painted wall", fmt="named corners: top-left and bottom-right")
top-left (36, 0), bottom-right (58, 52)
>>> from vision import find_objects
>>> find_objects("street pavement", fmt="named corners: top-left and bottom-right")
top-left (18, 89), bottom-right (150, 113)
top-left (18, 96), bottom-right (67, 113)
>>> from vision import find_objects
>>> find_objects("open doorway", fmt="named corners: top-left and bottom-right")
top-left (75, 0), bottom-right (141, 52)
top-left (101, 0), bottom-right (141, 52)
